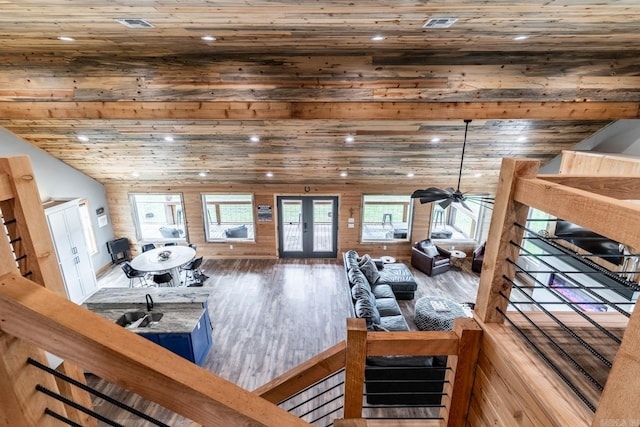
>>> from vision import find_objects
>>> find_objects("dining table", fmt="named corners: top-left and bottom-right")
top-left (130, 245), bottom-right (196, 287)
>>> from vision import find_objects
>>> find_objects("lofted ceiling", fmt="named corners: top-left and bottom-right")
top-left (1, 1), bottom-right (639, 194)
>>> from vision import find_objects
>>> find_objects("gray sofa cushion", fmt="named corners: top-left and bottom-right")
top-left (371, 284), bottom-right (395, 299)
top-left (355, 295), bottom-right (381, 326)
top-left (367, 356), bottom-right (434, 367)
top-left (377, 263), bottom-right (417, 291)
top-left (344, 250), bottom-right (359, 271)
top-left (380, 314), bottom-right (410, 331)
top-left (351, 282), bottom-right (372, 300)
top-left (376, 298), bottom-right (403, 317)
top-left (348, 267), bottom-right (368, 285)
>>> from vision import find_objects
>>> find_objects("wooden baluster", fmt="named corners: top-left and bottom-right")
top-left (474, 158), bottom-right (540, 324)
top-left (343, 318), bottom-right (367, 419)
top-left (440, 318), bottom-right (483, 426)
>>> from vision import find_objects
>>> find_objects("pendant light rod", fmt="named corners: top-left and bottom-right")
top-left (456, 119), bottom-right (472, 191)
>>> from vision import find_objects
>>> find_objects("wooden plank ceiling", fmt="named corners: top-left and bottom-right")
top-left (1, 1), bottom-right (639, 193)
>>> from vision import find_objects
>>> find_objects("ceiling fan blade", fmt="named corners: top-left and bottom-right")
top-left (439, 198), bottom-right (453, 209)
top-left (459, 199), bottom-right (473, 212)
top-left (411, 187), bottom-right (451, 202)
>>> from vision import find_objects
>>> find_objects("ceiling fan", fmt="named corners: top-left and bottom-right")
top-left (410, 119), bottom-right (494, 211)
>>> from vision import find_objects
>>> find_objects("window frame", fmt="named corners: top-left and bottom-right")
top-left (430, 200), bottom-right (488, 242)
top-left (201, 193), bottom-right (257, 242)
top-left (360, 194), bottom-right (414, 243)
top-left (78, 199), bottom-right (98, 255)
top-left (129, 193), bottom-right (187, 243)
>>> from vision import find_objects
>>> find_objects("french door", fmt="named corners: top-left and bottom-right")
top-left (277, 196), bottom-right (338, 258)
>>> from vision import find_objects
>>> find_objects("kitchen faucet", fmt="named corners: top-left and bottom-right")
top-left (145, 293), bottom-right (154, 312)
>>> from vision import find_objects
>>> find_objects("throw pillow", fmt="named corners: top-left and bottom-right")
top-left (359, 258), bottom-right (380, 284)
top-left (357, 253), bottom-right (371, 267)
top-left (425, 245), bottom-right (439, 257)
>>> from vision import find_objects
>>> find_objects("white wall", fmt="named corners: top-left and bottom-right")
top-left (540, 119), bottom-right (640, 173)
top-left (0, 128), bottom-right (115, 270)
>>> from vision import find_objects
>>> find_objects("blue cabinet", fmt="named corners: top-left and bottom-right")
top-left (140, 310), bottom-right (213, 366)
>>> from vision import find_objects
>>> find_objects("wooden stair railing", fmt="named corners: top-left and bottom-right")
top-left (0, 273), bottom-right (311, 427)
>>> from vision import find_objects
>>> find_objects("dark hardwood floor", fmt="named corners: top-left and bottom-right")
top-left (88, 257), bottom-right (480, 425)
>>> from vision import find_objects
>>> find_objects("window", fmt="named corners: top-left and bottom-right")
top-left (430, 200), bottom-right (488, 241)
top-left (202, 194), bottom-right (255, 241)
top-left (130, 193), bottom-right (186, 242)
top-left (78, 200), bottom-right (98, 255)
top-left (361, 195), bottom-right (413, 242)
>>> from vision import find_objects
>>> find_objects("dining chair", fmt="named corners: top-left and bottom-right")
top-left (152, 272), bottom-right (174, 287)
top-left (181, 256), bottom-right (204, 286)
top-left (121, 262), bottom-right (148, 288)
top-left (141, 243), bottom-right (156, 253)
top-left (164, 242), bottom-right (177, 246)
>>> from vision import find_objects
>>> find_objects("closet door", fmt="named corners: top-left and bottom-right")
top-left (45, 200), bottom-right (97, 303)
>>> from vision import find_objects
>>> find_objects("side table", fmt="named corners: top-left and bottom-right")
top-left (449, 249), bottom-right (466, 269)
top-left (379, 255), bottom-right (396, 264)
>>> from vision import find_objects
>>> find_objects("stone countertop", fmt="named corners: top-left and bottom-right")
top-left (83, 287), bottom-right (212, 334)
top-left (84, 287), bottom-right (212, 310)
top-left (92, 306), bottom-right (206, 334)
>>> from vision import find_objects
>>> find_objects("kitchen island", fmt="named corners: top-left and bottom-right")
top-left (85, 288), bottom-right (213, 366)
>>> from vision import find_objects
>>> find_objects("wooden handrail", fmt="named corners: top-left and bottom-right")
top-left (255, 341), bottom-right (346, 403)
top-left (366, 330), bottom-right (459, 356)
top-left (0, 273), bottom-right (310, 427)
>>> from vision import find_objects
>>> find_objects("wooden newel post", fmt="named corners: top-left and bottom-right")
top-left (343, 318), bottom-right (367, 419)
top-left (474, 158), bottom-right (540, 324)
top-left (440, 318), bottom-right (483, 426)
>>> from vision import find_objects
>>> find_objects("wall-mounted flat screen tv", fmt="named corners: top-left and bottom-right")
top-left (554, 220), bottom-right (624, 265)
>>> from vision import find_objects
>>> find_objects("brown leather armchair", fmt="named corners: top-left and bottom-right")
top-left (411, 239), bottom-right (451, 276)
top-left (472, 242), bottom-right (486, 273)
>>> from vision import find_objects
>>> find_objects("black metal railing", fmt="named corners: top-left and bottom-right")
top-left (361, 364), bottom-right (449, 421)
top-left (27, 357), bottom-right (183, 427)
top-left (277, 368), bottom-right (345, 427)
top-left (1, 208), bottom-right (33, 278)
top-left (497, 221), bottom-right (639, 412)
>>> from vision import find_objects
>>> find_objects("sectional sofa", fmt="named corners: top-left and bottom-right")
top-left (342, 250), bottom-right (446, 405)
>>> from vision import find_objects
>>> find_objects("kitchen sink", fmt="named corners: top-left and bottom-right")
top-left (116, 311), bottom-right (163, 328)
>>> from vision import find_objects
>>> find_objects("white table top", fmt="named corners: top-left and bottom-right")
top-left (450, 249), bottom-right (467, 259)
top-left (130, 246), bottom-right (196, 272)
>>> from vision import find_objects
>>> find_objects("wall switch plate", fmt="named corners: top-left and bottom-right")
top-left (229, 244), bottom-right (234, 249)
top-left (383, 245), bottom-right (387, 250)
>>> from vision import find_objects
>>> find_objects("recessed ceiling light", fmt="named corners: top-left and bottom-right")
top-left (371, 35), bottom-right (385, 41)
top-left (58, 36), bottom-right (75, 42)
top-left (164, 136), bottom-right (174, 142)
top-left (266, 172), bottom-right (273, 178)
top-left (517, 136), bottom-right (527, 142)
top-left (76, 135), bottom-right (89, 142)
top-left (345, 135), bottom-right (355, 143)
top-left (474, 173), bottom-right (483, 178)
top-left (201, 35), bottom-right (217, 42)
top-left (340, 172), bottom-right (348, 177)
top-left (132, 172), bottom-right (140, 178)
top-left (513, 35), bottom-right (529, 41)
top-left (407, 173), bottom-right (415, 178)
top-left (198, 172), bottom-right (207, 177)
top-left (250, 135), bottom-right (260, 143)
top-left (431, 137), bottom-right (440, 143)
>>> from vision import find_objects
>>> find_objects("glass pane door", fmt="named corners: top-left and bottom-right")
top-left (278, 196), bottom-right (338, 258)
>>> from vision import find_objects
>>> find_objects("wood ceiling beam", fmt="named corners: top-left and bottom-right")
top-left (0, 101), bottom-right (638, 120)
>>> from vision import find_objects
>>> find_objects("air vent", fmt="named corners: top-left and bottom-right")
top-left (115, 18), bottom-right (154, 29)
top-left (423, 18), bottom-right (458, 29)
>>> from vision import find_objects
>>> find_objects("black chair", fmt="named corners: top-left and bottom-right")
top-left (188, 243), bottom-right (197, 251)
top-left (164, 242), bottom-right (177, 246)
top-left (121, 262), bottom-right (148, 288)
top-left (182, 256), bottom-right (204, 286)
top-left (152, 272), bottom-right (174, 287)
top-left (141, 243), bottom-right (156, 253)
